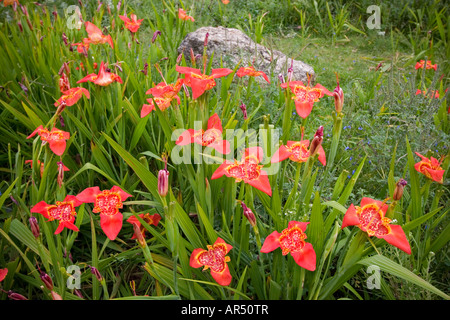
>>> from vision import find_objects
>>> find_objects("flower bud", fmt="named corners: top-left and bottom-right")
top-left (40, 272), bottom-right (54, 290)
top-left (204, 32), bottom-right (209, 47)
top-left (309, 126), bottom-right (324, 157)
top-left (393, 178), bottom-right (407, 201)
top-left (239, 102), bottom-right (248, 120)
top-left (158, 169), bottom-right (169, 197)
top-left (333, 73), bottom-right (344, 113)
top-left (17, 21), bottom-right (23, 33)
top-left (51, 291), bottom-right (63, 300)
top-left (152, 30), bottom-right (161, 43)
top-left (132, 223), bottom-right (146, 247)
top-left (57, 161), bottom-right (65, 188)
top-left (240, 201), bottom-right (256, 227)
top-left (89, 266), bottom-right (103, 282)
top-left (7, 290), bottom-right (27, 300)
top-left (29, 216), bottom-right (40, 239)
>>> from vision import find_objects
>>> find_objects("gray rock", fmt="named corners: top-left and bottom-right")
top-left (177, 26), bottom-right (315, 84)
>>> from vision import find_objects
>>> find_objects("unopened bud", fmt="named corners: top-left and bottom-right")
top-left (393, 179), bottom-right (407, 201)
top-left (57, 161), bottom-right (65, 188)
top-left (8, 291), bottom-right (27, 300)
top-left (176, 53), bottom-right (183, 64)
top-left (239, 102), bottom-right (248, 120)
top-left (204, 32), bottom-right (209, 47)
top-left (309, 126), bottom-right (324, 157)
top-left (17, 21), bottom-right (23, 33)
top-left (241, 201), bottom-right (256, 227)
top-left (152, 30), bottom-right (161, 43)
top-left (278, 73), bottom-right (285, 84)
top-left (40, 272), bottom-right (54, 290)
top-left (29, 216), bottom-right (40, 239)
top-left (140, 63), bottom-right (148, 76)
top-left (89, 266), bottom-right (103, 282)
top-left (132, 223), bottom-right (146, 247)
top-left (51, 291), bottom-right (63, 300)
top-left (158, 169), bottom-right (169, 197)
top-left (333, 73), bottom-right (344, 113)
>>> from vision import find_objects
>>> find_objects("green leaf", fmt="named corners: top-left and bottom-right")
top-left (358, 255), bottom-right (449, 300)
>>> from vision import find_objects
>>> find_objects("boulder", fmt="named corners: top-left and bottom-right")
top-left (177, 26), bottom-right (315, 83)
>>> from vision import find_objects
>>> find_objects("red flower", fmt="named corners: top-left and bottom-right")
top-left (54, 87), bottom-right (90, 107)
top-left (0, 268), bottom-right (7, 282)
top-left (77, 61), bottom-right (122, 86)
top-left (415, 60), bottom-right (437, 71)
top-left (119, 14), bottom-right (144, 33)
top-left (176, 65), bottom-right (233, 99)
top-left (140, 96), bottom-right (181, 118)
top-left (27, 126), bottom-right (70, 156)
top-left (281, 80), bottom-right (332, 118)
top-left (261, 221), bottom-right (316, 271)
top-left (414, 152), bottom-right (445, 184)
top-left (84, 21), bottom-right (114, 49)
top-left (30, 195), bottom-right (83, 234)
top-left (72, 39), bottom-right (90, 55)
top-left (176, 113), bottom-right (231, 154)
top-left (126, 213), bottom-right (161, 240)
top-left (59, 72), bottom-right (70, 92)
top-left (0, 268), bottom-right (8, 282)
top-left (415, 89), bottom-right (440, 99)
top-left (236, 66), bottom-right (270, 83)
top-left (76, 186), bottom-right (133, 240)
top-left (211, 147), bottom-right (272, 196)
top-left (178, 8), bottom-right (195, 22)
top-left (342, 197), bottom-right (411, 254)
top-left (271, 138), bottom-right (326, 166)
top-left (145, 79), bottom-right (184, 99)
top-left (190, 237), bottom-right (233, 286)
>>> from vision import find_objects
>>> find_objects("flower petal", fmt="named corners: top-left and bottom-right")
top-left (30, 201), bottom-right (51, 219)
top-left (342, 204), bottom-right (360, 229)
top-left (379, 225), bottom-right (411, 255)
top-left (48, 140), bottom-right (67, 156)
top-left (110, 186), bottom-right (133, 201)
top-left (76, 186), bottom-right (101, 203)
top-left (260, 230), bottom-right (281, 253)
top-left (291, 242), bottom-right (316, 271)
top-left (246, 170), bottom-right (272, 196)
top-left (189, 248), bottom-right (206, 268)
top-left (210, 264), bottom-right (232, 286)
top-left (271, 145), bottom-right (292, 163)
top-left (100, 212), bottom-right (123, 240)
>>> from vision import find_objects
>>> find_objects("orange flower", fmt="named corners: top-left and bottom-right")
top-left (178, 8), bottom-right (195, 22)
top-left (236, 66), bottom-right (270, 83)
top-left (415, 60), bottom-right (437, 71)
top-left (414, 152), bottom-right (445, 183)
top-left (415, 89), bottom-right (440, 99)
top-left (76, 186), bottom-right (133, 240)
top-left (190, 237), bottom-right (233, 286)
top-left (27, 126), bottom-right (70, 156)
top-left (221, 0), bottom-right (230, 4)
top-left (212, 147), bottom-right (272, 196)
top-left (176, 65), bottom-right (233, 99)
top-left (140, 96), bottom-right (181, 118)
top-left (54, 87), bottom-right (90, 107)
top-left (176, 113), bottom-right (231, 154)
top-left (261, 221), bottom-right (316, 271)
top-left (145, 79), bottom-right (184, 99)
top-left (25, 160), bottom-right (69, 178)
top-left (84, 21), bottom-right (114, 49)
top-left (59, 72), bottom-right (70, 92)
top-left (1, 0), bottom-right (19, 6)
top-left (77, 61), bottom-right (122, 86)
top-left (126, 213), bottom-right (161, 240)
top-left (30, 195), bottom-right (83, 234)
top-left (342, 197), bottom-right (411, 254)
top-left (281, 80), bottom-right (332, 118)
top-left (119, 14), bottom-right (144, 33)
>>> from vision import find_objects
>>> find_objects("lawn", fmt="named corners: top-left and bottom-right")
top-left (0, 0), bottom-right (448, 303)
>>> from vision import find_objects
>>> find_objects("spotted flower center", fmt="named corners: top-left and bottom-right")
top-left (39, 130), bottom-right (64, 142)
top-left (226, 156), bottom-right (261, 182)
top-left (93, 191), bottom-right (122, 216)
top-left (292, 86), bottom-right (322, 102)
top-left (197, 243), bottom-right (230, 273)
top-left (89, 33), bottom-right (103, 43)
top-left (356, 204), bottom-right (391, 237)
top-left (190, 73), bottom-right (216, 90)
top-left (288, 142), bottom-right (310, 162)
top-left (279, 226), bottom-right (307, 255)
top-left (194, 129), bottom-right (221, 146)
top-left (47, 201), bottom-right (76, 222)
